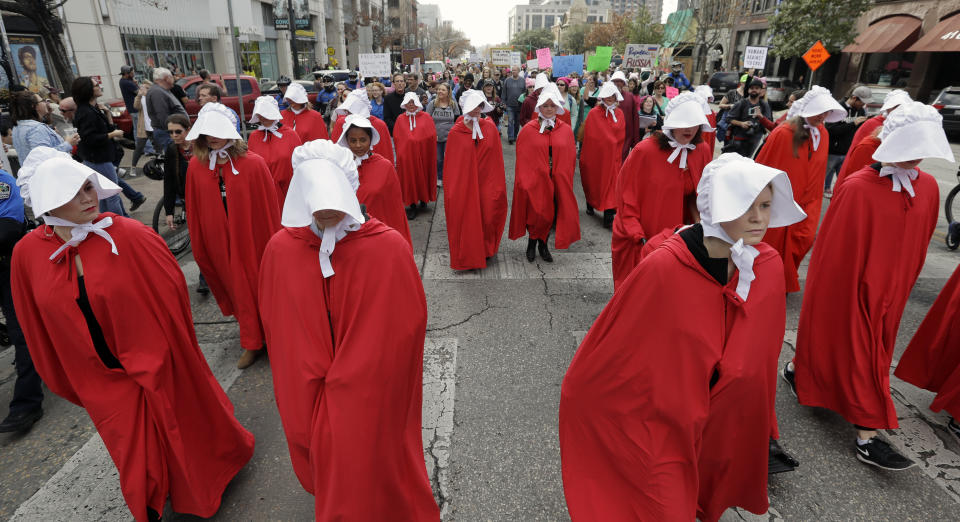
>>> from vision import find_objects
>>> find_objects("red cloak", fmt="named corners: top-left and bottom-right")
top-left (247, 125), bottom-right (302, 209)
top-left (357, 152), bottom-right (412, 245)
top-left (560, 234), bottom-right (785, 522)
top-left (281, 107), bottom-right (330, 142)
top-left (579, 105), bottom-right (625, 211)
top-left (12, 215), bottom-right (254, 521)
top-left (442, 117), bottom-right (507, 269)
top-left (186, 153), bottom-right (281, 351)
top-left (795, 166), bottom-right (939, 428)
top-left (331, 113), bottom-right (395, 165)
top-left (258, 220), bottom-right (439, 521)
top-left (508, 119), bottom-right (580, 248)
top-left (755, 122), bottom-right (829, 292)
top-left (393, 111), bottom-right (438, 206)
top-left (617, 90), bottom-right (640, 160)
top-left (835, 135), bottom-right (880, 189)
top-left (518, 90), bottom-right (539, 128)
top-left (846, 114), bottom-right (884, 156)
top-left (704, 111), bottom-right (717, 157)
top-left (895, 264), bottom-right (960, 418)
top-left (611, 136), bottom-right (710, 288)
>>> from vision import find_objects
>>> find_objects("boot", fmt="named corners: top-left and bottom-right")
top-left (526, 237), bottom-right (537, 262)
top-left (406, 205), bottom-right (417, 220)
top-left (585, 204), bottom-right (595, 216)
top-left (538, 239), bottom-right (553, 263)
top-left (196, 273), bottom-right (210, 296)
top-left (237, 349), bottom-right (262, 369)
top-left (602, 209), bottom-right (616, 229)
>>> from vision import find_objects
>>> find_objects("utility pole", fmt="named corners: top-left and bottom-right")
top-left (288, 0), bottom-right (300, 78)
top-left (226, 0), bottom-right (247, 137)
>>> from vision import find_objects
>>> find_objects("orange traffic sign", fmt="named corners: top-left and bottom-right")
top-left (803, 40), bottom-right (831, 71)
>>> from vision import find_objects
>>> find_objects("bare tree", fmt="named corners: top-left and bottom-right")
top-left (668, 0), bottom-right (733, 82)
top-left (0, 0), bottom-right (75, 90)
top-left (423, 24), bottom-right (472, 61)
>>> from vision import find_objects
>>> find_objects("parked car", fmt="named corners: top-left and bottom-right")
top-left (764, 77), bottom-right (797, 109)
top-left (863, 86), bottom-right (895, 117)
top-left (260, 79), bottom-right (320, 106)
top-left (708, 71), bottom-right (740, 96)
top-left (932, 86), bottom-right (960, 136)
top-left (107, 74), bottom-right (260, 136)
top-left (300, 69), bottom-right (351, 82)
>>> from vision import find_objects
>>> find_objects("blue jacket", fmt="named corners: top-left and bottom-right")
top-left (12, 120), bottom-right (72, 165)
top-left (668, 72), bottom-right (691, 91)
top-left (0, 170), bottom-right (24, 223)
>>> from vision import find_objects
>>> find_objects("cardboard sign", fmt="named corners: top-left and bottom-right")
top-left (358, 53), bottom-right (391, 78)
top-left (469, 52), bottom-right (483, 63)
top-left (802, 40), bottom-right (830, 71)
top-left (743, 46), bottom-right (768, 69)
top-left (526, 58), bottom-right (539, 71)
top-left (491, 48), bottom-right (512, 66)
top-left (510, 52), bottom-right (523, 66)
top-left (623, 44), bottom-right (659, 69)
top-left (401, 48), bottom-right (425, 66)
top-left (536, 47), bottom-right (553, 69)
top-left (551, 55), bottom-right (583, 78)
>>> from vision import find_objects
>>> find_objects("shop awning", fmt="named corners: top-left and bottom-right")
top-left (843, 15), bottom-right (921, 53)
top-left (908, 12), bottom-right (960, 52)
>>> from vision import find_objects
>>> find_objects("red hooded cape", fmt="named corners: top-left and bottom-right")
top-left (895, 264), bottom-right (960, 418)
top-left (393, 111), bottom-right (438, 205)
top-left (247, 125), bottom-right (302, 209)
top-left (560, 234), bottom-right (785, 522)
top-left (704, 111), bottom-right (717, 157)
top-left (357, 152), bottom-right (412, 245)
top-left (579, 105), bottom-right (625, 211)
top-left (611, 136), bottom-right (710, 288)
top-left (518, 90), bottom-right (539, 128)
top-left (846, 114), bottom-right (884, 156)
top-left (186, 153), bottom-right (281, 350)
top-left (509, 119), bottom-right (580, 248)
top-left (281, 107), bottom-right (330, 142)
top-left (617, 89), bottom-right (640, 160)
top-left (442, 117), bottom-right (507, 269)
top-left (12, 215), bottom-right (254, 521)
top-left (835, 135), bottom-right (880, 189)
top-left (795, 166), bottom-right (939, 428)
top-left (258, 220), bottom-right (439, 521)
top-left (331, 113), bottom-right (395, 165)
top-left (755, 122), bottom-right (829, 292)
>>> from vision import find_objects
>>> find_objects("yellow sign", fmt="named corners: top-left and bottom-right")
top-left (327, 47), bottom-right (336, 56)
top-left (295, 29), bottom-right (316, 38)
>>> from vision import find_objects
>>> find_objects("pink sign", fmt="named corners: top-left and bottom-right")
top-left (536, 47), bottom-right (552, 69)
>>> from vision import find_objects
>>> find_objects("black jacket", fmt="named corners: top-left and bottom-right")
top-left (383, 91), bottom-right (406, 133)
top-left (163, 142), bottom-right (189, 216)
top-left (74, 103), bottom-right (115, 164)
top-left (826, 99), bottom-right (866, 155)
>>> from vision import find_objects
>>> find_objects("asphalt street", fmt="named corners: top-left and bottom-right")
top-left (1, 119), bottom-right (959, 521)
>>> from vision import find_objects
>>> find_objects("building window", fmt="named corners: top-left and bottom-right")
top-left (122, 34), bottom-right (214, 80)
top-left (532, 15), bottom-right (542, 29)
top-left (860, 52), bottom-right (915, 87)
top-left (240, 40), bottom-right (279, 80)
top-left (545, 15), bottom-right (555, 27)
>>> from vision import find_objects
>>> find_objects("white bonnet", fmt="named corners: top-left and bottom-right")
top-left (880, 89), bottom-right (911, 114)
top-left (597, 81), bottom-right (622, 101)
top-left (336, 113), bottom-right (381, 148)
top-left (664, 92), bottom-right (712, 131)
top-left (873, 101), bottom-right (954, 163)
top-left (534, 73), bottom-right (550, 91)
top-left (250, 95), bottom-right (281, 124)
top-left (283, 139), bottom-right (364, 228)
top-left (536, 84), bottom-right (566, 116)
top-left (16, 147), bottom-right (121, 216)
top-left (697, 153), bottom-right (806, 228)
top-left (335, 89), bottom-right (372, 117)
top-left (186, 102), bottom-right (242, 141)
top-left (785, 85), bottom-right (846, 122)
top-left (401, 91), bottom-right (423, 109)
top-left (283, 82), bottom-right (309, 104)
top-left (460, 89), bottom-right (493, 114)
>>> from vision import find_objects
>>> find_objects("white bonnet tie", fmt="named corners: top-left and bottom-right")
top-left (259, 123), bottom-right (283, 141)
top-left (311, 219), bottom-right (361, 278)
top-left (407, 110), bottom-right (419, 131)
top-left (701, 221), bottom-right (759, 301)
top-left (539, 117), bottom-right (556, 134)
top-left (463, 115), bottom-right (484, 139)
top-left (878, 166), bottom-right (919, 197)
top-left (208, 141), bottom-right (240, 175)
top-left (804, 122), bottom-right (821, 151)
top-left (354, 153), bottom-right (370, 167)
top-left (44, 215), bottom-right (118, 261)
top-left (604, 102), bottom-right (618, 123)
top-left (666, 140), bottom-right (697, 169)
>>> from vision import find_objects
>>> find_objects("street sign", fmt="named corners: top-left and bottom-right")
top-left (743, 46), bottom-right (768, 69)
top-left (326, 47), bottom-right (335, 56)
top-left (623, 44), bottom-right (659, 68)
top-left (491, 48), bottom-right (512, 66)
top-left (802, 40), bottom-right (830, 71)
top-left (359, 53), bottom-right (391, 78)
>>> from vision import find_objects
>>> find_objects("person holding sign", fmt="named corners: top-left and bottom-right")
top-left (579, 81), bottom-right (624, 229)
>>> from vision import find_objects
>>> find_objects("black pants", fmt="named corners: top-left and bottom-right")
top-left (1, 263), bottom-right (43, 415)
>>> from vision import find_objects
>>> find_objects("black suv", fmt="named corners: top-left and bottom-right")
top-left (708, 71), bottom-right (740, 96)
top-left (932, 86), bottom-right (960, 138)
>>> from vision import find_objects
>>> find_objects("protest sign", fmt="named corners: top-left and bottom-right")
top-left (623, 44), bottom-right (659, 69)
top-left (358, 53), bottom-right (391, 78)
top-left (551, 55), bottom-right (583, 77)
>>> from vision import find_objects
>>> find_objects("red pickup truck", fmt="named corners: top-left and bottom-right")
top-left (107, 74), bottom-right (260, 136)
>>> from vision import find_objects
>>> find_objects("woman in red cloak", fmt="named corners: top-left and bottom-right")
top-left (12, 147), bottom-right (254, 522)
top-left (695, 85), bottom-right (717, 157)
top-left (611, 92), bottom-right (713, 289)
top-left (441, 89), bottom-right (507, 270)
top-left (755, 85), bottom-right (846, 293)
top-left (579, 81), bottom-right (624, 228)
top-left (509, 85), bottom-right (580, 263)
top-left (258, 140), bottom-right (439, 521)
top-left (247, 95), bottom-right (302, 208)
top-left (185, 103), bottom-right (281, 369)
top-left (329, 89), bottom-right (394, 164)
top-left (895, 263), bottom-right (960, 440)
top-left (561, 153), bottom-right (806, 522)
top-left (280, 82), bottom-right (330, 142)
top-left (785, 102), bottom-right (953, 471)
top-left (393, 92), bottom-right (438, 220)
top-left (336, 113), bottom-right (411, 245)
top-left (835, 91), bottom-right (911, 189)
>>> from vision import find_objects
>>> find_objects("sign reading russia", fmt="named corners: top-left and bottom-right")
top-left (802, 40), bottom-right (830, 71)
top-left (623, 44), bottom-right (659, 68)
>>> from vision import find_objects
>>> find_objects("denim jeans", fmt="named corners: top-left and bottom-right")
top-left (118, 177), bottom-right (144, 204)
top-left (824, 153), bottom-right (845, 190)
top-left (84, 160), bottom-right (128, 216)
top-left (152, 129), bottom-right (172, 154)
top-left (507, 106), bottom-right (521, 141)
top-left (437, 141), bottom-right (447, 181)
top-left (1, 263), bottom-right (42, 416)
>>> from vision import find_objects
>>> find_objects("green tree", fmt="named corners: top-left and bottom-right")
top-left (562, 24), bottom-right (589, 55)
top-left (626, 8), bottom-right (664, 45)
top-left (769, 0), bottom-right (872, 57)
top-left (510, 29), bottom-right (555, 51)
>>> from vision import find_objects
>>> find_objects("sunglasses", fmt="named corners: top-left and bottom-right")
top-left (169, 129), bottom-right (185, 135)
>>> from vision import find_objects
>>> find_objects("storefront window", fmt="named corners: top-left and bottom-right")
top-left (122, 34), bottom-right (216, 80)
top-left (241, 40), bottom-right (279, 80)
top-left (859, 52), bottom-right (915, 87)
top-left (296, 39), bottom-right (317, 74)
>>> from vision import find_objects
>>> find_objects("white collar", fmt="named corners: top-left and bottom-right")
top-left (463, 115), bottom-right (484, 139)
top-left (604, 102), bottom-right (618, 122)
top-left (258, 122), bottom-right (283, 141)
top-left (208, 142), bottom-right (239, 175)
top-left (539, 117), bottom-right (556, 134)
top-left (290, 106), bottom-right (305, 115)
top-left (700, 222), bottom-right (759, 301)
top-left (310, 217), bottom-right (362, 278)
top-left (879, 165), bottom-right (919, 197)
top-left (803, 119), bottom-right (821, 151)
top-left (354, 152), bottom-right (370, 167)
top-left (44, 215), bottom-right (118, 262)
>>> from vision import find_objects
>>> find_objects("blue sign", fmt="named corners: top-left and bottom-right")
top-left (551, 55), bottom-right (584, 78)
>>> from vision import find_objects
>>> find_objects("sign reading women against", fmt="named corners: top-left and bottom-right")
top-left (623, 44), bottom-right (659, 69)
top-left (536, 47), bottom-right (553, 69)
top-left (359, 53), bottom-right (391, 78)
top-left (743, 46), bottom-right (769, 69)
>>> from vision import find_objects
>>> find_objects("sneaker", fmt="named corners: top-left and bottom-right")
top-left (117, 167), bottom-right (128, 178)
top-left (855, 437), bottom-right (916, 471)
top-left (437, 179), bottom-right (443, 188)
top-left (0, 408), bottom-right (43, 433)
top-left (781, 364), bottom-right (798, 398)
top-left (129, 196), bottom-right (148, 212)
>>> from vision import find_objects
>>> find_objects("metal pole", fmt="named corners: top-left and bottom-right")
top-left (0, 14), bottom-right (19, 88)
top-left (288, 0), bottom-right (300, 78)
top-left (225, 0), bottom-right (247, 137)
